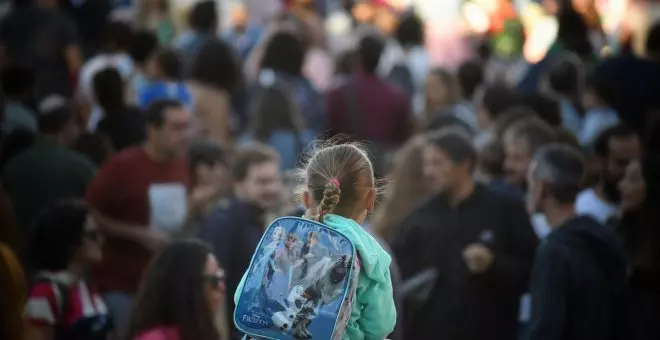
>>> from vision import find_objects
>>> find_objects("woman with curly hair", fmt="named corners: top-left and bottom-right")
top-left (128, 239), bottom-right (226, 340)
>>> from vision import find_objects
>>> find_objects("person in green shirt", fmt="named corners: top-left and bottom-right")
top-left (3, 95), bottom-right (96, 235)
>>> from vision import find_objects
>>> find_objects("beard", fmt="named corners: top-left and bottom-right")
top-left (602, 176), bottom-right (622, 203)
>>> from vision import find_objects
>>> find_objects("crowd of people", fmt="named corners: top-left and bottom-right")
top-left (0, 0), bottom-right (660, 339)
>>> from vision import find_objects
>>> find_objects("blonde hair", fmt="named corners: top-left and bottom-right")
top-left (371, 136), bottom-right (431, 240)
top-left (297, 141), bottom-right (376, 222)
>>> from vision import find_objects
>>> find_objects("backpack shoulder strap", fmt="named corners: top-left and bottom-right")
top-left (33, 277), bottom-right (72, 324)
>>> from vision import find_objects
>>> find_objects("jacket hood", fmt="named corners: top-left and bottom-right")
top-left (323, 214), bottom-right (392, 284)
top-left (556, 215), bottom-right (626, 275)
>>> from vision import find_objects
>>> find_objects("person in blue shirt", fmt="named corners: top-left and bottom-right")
top-left (239, 83), bottom-right (314, 171)
top-left (173, 1), bottom-right (217, 64)
top-left (137, 48), bottom-right (192, 109)
top-left (222, 4), bottom-right (262, 60)
top-left (257, 31), bottom-right (326, 134)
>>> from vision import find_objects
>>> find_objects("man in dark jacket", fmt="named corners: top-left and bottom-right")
top-left (393, 128), bottom-right (538, 340)
top-left (526, 144), bottom-right (628, 340)
top-left (199, 144), bottom-right (283, 340)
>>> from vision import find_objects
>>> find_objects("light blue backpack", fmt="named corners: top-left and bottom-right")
top-left (234, 217), bottom-right (361, 340)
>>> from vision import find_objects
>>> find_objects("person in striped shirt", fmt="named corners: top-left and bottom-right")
top-left (25, 200), bottom-right (112, 340)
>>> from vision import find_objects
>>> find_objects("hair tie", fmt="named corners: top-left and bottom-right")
top-left (328, 178), bottom-right (341, 188)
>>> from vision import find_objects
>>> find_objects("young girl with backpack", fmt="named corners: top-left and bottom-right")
top-left (235, 143), bottom-right (397, 339)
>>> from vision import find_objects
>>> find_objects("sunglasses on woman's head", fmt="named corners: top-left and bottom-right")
top-left (204, 270), bottom-right (226, 288)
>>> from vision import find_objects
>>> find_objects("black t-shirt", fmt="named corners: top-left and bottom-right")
top-left (96, 106), bottom-right (146, 151)
top-left (0, 7), bottom-right (79, 98)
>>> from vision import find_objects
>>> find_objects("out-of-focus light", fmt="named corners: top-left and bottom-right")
top-left (523, 15), bottom-right (558, 63)
top-left (463, 2), bottom-right (490, 34)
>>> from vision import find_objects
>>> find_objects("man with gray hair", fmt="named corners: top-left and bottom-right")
top-left (526, 144), bottom-right (628, 340)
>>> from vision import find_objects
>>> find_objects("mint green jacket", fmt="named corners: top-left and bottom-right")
top-left (234, 214), bottom-right (397, 340)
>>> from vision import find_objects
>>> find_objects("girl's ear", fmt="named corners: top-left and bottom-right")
top-left (365, 187), bottom-right (376, 213)
top-left (302, 191), bottom-right (313, 209)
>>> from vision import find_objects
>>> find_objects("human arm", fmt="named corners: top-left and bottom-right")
top-left (527, 243), bottom-right (569, 340)
top-left (357, 270), bottom-right (397, 339)
top-left (90, 210), bottom-right (168, 252)
top-left (85, 158), bottom-right (168, 251)
top-left (479, 200), bottom-right (539, 293)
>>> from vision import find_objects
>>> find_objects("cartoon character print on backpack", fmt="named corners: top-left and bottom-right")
top-left (273, 254), bottom-right (352, 339)
top-left (235, 217), bottom-right (357, 340)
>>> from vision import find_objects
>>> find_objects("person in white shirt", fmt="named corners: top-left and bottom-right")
top-left (576, 124), bottom-right (641, 225)
top-left (578, 72), bottom-right (620, 148)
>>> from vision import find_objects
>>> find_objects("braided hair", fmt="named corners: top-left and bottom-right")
top-left (299, 143), bottom-right (375, 223)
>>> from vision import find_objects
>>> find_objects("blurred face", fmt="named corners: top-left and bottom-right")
top-left (145, 54), bottom-right (162, 80)
top-left (619, 160), bottom-right (646, 212)
top-left (425, 74), bottom-right (450, 112)
top-left (285, 235), bottom-right (298, 249)
top-left (235, 161), bottom-right (283, 210)
top-left (62, 120), bottom-right (81, 147)
top-left (473, 89), bottom-right (492, 131)
top-left (352, 3), bottom-right (375, 24)
top-left (78, 215), bottom-right (104, 265)
top-left (149, 107), bottom-right (192, 158)
top-left (601, 135), bottom-right (641, 203)
top-left (423, 144), bottom-right (467, 195)
top-left (196, 162), bottom-right (230, 194)
top-left (203, 254), bottom-right (226, 313)
top-left (526, 161), bottom-right (545, 214)
top-left (232, 5), bottom-right (248, 29)
top-left (374, 8), bottom-right (398, 35)
top-left (504, 136), bottom-right (532, 188)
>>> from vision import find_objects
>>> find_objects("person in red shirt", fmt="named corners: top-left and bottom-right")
top-left (85, 99), bottom-right (191, 338)
top-left (325, 34), bottom-right (413, 177)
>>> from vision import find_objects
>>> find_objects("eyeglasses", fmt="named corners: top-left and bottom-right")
top-left (203, 270), bottom-right (226, 288)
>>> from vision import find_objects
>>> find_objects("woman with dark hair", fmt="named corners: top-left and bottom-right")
top-left (187, 39), bottom-right (242, 145)
top-left (257, 31), bottom-right (326, 134)
top-left (0, 185), bottom-right (26, 340)
top-left (93, 67), bottom-right (146, 152)
top-left (127, 239), bottom-right (226, 340)
top-left (617, 155), bottom-right (660, 339)
top-left (388, 13), bottom-right (429, 113)
top-left (173, 0), bottom-right (218, 62)
top-left (25, 200), bottom-right (110, 340)
top-left (240, 85), bottom-right (313, 171)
